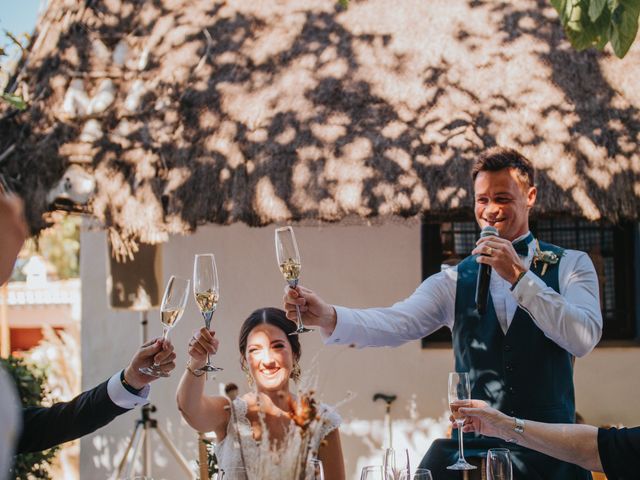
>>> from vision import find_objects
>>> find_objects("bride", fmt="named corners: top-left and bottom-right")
top-left (176, 307), bottom-right (345, 479)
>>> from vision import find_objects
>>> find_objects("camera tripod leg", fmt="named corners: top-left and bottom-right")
top-left (155, 424), bottom-right (196, 479)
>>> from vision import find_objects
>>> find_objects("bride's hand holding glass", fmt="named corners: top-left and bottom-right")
top-left (187, 327), bottom-right (220, 371)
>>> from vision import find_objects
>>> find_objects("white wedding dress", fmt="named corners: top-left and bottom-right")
top-left (215, 396), bottom-right (341, 477)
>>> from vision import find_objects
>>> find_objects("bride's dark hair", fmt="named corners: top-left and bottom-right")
top-left (238, 307), bottom-right (302, 365)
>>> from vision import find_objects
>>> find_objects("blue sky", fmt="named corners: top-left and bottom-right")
top-left (0, 0), bottom-right (42, 54)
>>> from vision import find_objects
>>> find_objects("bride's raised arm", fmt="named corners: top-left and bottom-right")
top-left (176, 327), bottom-right (230, 437)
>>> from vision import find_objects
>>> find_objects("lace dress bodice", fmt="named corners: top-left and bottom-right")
top-left (214, 396), bottom-right (341, 476)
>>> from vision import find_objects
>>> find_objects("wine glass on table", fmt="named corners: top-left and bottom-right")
top-left (275, 226), bottom-right (312, 335)
top-left (360, 466), bottom-right (385, 480)
top-left (193, 253), bottom-right (222, 373)
top-left (447, 372), bottom-right (476, 471)
top-left (398, 470), bottom-right (433, 480)
top-left (486, 448), bottom-right (513, 480)
top-left (139, 275), bottom-right (190, 377)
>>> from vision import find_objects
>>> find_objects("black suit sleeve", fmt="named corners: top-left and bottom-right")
top-left (597, 426), bottom-right (640, 480)
top-left (17, 379), bottom-right (130, 454)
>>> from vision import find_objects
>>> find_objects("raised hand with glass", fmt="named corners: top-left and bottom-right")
top-left (447, 372), bottom-right (476, 471)
top-left (275, 226), bottom-right (312, 335)
top-left (139, 275), bottom-right (190, 377)
top-left (193, 253), bottom-right (222, 373)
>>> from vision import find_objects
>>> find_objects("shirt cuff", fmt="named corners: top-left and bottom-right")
top-left (323, 305), bottom-right (357, 345)
top-left (510, 269), bottom-right (547, 305)
top-left (106, 372), bottom-right (150, 409)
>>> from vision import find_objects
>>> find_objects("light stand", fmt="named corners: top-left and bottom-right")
top-left (112, 311), bottom-right (194, 480)
top-left (373, 392), bottom-right (397, 449)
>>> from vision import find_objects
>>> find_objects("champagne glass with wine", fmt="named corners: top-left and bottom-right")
top-left (447, 372), bottom-right (476, 471)
top-left (193, 254), bottom-right (222, 373)
top-left (275, 226), bottom-right (312, 335)
top-left (139, 275), bottom-right (190, 377)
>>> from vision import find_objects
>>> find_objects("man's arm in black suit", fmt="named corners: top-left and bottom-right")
top-left (17, 379), bottom-right (129, 454)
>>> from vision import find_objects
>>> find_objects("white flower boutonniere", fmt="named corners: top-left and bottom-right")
top-left (533, 240), bottom-right (563, 276)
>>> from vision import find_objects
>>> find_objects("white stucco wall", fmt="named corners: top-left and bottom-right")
top-left (80, 222), bottom-right (640, 479)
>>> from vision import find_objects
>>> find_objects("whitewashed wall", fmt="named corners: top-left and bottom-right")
top-left (80, 223), bottom-right (640, 479)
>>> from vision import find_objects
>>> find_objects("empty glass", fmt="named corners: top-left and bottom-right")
top-left (360, 465), bottom-right (385, 480)
top-left (399, 469), bottom-right (433, 480)
top-left (486, 448), bottom-right (513, 480)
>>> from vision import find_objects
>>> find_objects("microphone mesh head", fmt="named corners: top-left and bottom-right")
top-left (480, 226), bottom-right (499, 238)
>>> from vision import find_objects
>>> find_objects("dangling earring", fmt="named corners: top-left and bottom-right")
top-left (291, 362), bottom-right (301, 382)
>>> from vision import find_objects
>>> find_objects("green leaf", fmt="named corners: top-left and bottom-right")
top-left (608, 0), bottom-right (640, 57)
top-left (1, 92), bottom-right (27, 110)
top-left (589, 0), bottom-right (608, 21)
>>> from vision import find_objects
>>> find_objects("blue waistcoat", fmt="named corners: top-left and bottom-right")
top-left (453, 240), bottom-right (575, 424)
top-left (419, 240), bottom-right (593, 479)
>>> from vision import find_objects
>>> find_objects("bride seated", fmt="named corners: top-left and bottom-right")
top-left (177, 307), bottom-right (345, 479)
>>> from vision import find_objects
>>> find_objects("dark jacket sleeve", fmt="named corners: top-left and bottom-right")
top-left (17, 379), bottom-right (130, 454)
top-left (597, 426), bottom-right (640, 480)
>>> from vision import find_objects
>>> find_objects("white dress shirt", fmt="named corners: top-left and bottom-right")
top-left (326, 232), bottom-right (603, 357)
top-left (107, 371), bottom-right (150, 409)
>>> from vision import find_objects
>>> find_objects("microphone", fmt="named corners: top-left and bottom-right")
top-left (475, 226), bottom-right (499, 315)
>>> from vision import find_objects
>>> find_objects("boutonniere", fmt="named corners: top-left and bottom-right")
top-left (533, 240), bottom-right (563, 276)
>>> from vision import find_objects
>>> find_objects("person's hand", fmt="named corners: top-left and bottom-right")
top-left (472, 236), bottom-right (526, 285)
top-left (0, 193), bottom-right (28, 285)
top-left (451, 399), bottom-right (512, 440)
top-left (187, 327), bottom-right (219, 370)
top-left (124, 338), bottom-right (176, 389)
top-left (283, 285), bottom-right (337, 333)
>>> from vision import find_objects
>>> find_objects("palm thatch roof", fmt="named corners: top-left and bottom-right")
top-left (1, 0), bottom-right (639, 256)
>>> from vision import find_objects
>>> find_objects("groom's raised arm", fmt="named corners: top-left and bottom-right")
top-left (283, 268), bottom-right (456, 348)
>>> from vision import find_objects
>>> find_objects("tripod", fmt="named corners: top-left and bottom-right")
top-left (112, 312), bottom-right (195, 480)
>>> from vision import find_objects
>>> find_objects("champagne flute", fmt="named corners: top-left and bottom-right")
top-left (275, 226), bottom-right (312, 335)
top-left (383, 448), bottom-right (410, 480)
top-left (447, 372), bottom-right (476, 470)
top-left (486, 448), bottom-right (513, 480)
top-left (139, 276), bottom-right (190, 377)
top-left (193, 254), bottom-right (222, 373)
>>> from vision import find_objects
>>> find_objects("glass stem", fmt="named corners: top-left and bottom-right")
top-left (457, 420), bottom-right (466, 461)
top-left (162, 326), bottom-right (170, 342)
top-left (289, 285), bottom-right (306, 329)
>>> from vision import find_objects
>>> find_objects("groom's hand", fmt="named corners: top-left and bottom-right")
top-left (283, 285), bottom-right (337, 335)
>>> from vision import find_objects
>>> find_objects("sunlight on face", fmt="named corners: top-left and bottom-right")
top-left (474, 168), bottom-right (537, 241)
top-left (245, 323), bottom-right (294, 392)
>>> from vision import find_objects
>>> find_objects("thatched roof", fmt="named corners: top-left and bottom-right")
top-left (1, 0), bottom-right (639, 254)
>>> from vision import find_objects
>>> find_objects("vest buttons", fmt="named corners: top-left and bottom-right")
top-left (504, 344), bottom-right (512, 352)
top-left (505, 364), bottom-right (514, 372)
top-left (508, 386), bottom-right (516, 394)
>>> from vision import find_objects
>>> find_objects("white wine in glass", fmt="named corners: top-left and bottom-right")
top-left (139, 275), bottom-right (190, 377)
top-left (193, 254), bottom-right (222, 373)
top-left (275, 226), bottom-right (312, 335)
top-left (447, 372), bottom-right (476, 471)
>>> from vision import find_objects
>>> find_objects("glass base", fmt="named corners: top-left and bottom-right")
top-left (446, 459), bottom-right (477, 471)
top-left (139, 366), bottom-right (170, 378)
top-left (289, 327), bottom-right (313, 335)
top-left (198, 364), bottom-right (223, 373)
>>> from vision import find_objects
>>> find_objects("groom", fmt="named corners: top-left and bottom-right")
top-left (284, 147), bottom-right (602, 479)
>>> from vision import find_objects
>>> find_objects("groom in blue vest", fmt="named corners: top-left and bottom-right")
top-left (283, 147), bottom-right (602, 479)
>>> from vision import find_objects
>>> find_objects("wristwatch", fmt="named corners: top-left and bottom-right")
top-left (514, 417), bottom-right (525, 434)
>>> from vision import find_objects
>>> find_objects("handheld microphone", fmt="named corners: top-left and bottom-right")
top-left (475, 226), bottom-right (499, 315)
